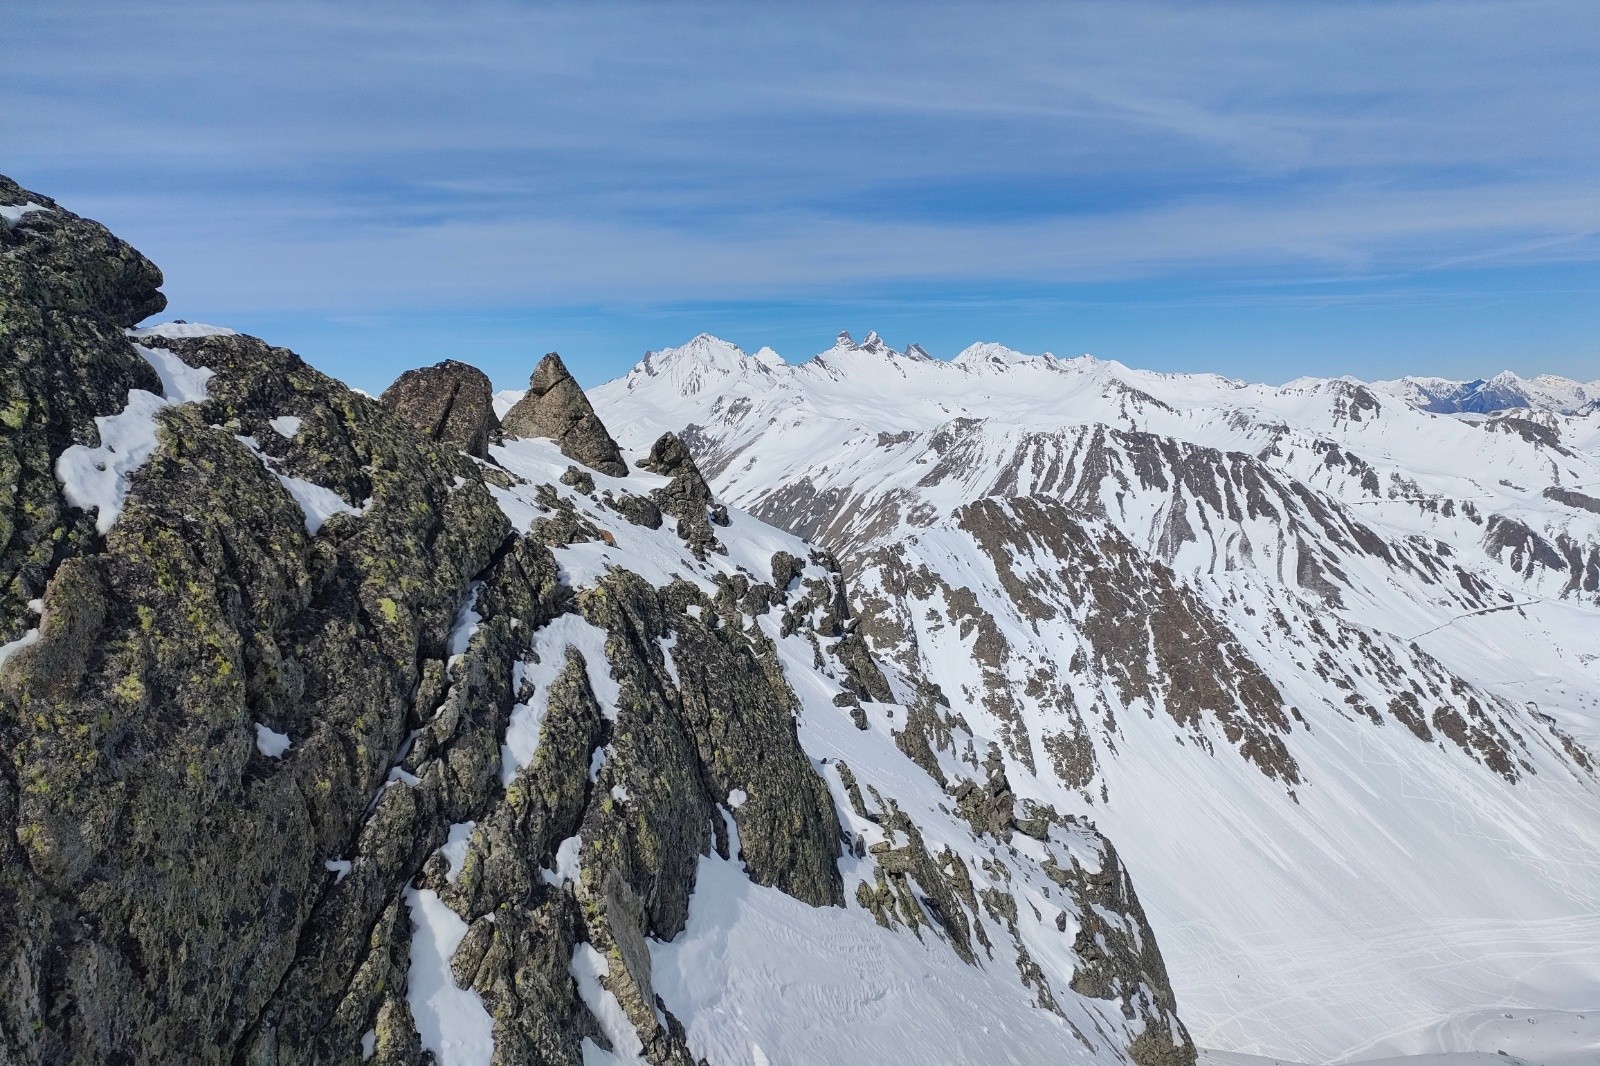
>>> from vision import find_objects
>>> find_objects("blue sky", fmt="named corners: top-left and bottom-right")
top-left (7, 1), bottom-right (1600, 391)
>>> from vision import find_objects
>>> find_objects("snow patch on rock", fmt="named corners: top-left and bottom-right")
top-left (441, 821), bottom-right (476, 884)
top-left (268, 415), bottom-right (302, 438)
top-left (234, 434), bottom-right (367, 535)
top-left (127, 322), bottom-right (239, 340)
top-left (405, 887), bottom-right (495, 1066)
top-left (0, 201), bottom-right (48, 228)
top-left (253, 724), bottom-right (291, 758)
top-left (56, 345), bottom-right (215, 534)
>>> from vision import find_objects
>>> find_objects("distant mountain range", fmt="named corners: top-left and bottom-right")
top-left (1363, 369), bottom-right (1600, 415)
top-left (590, 329), bottom-right (1600, 1064)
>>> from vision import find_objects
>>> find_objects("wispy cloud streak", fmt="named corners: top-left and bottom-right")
top-left (6, 1), bottom-right (1600, 381)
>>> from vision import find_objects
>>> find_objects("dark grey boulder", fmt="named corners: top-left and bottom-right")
top-left (379, 358), bottom-right (500, 458)
top-left (501, 353), bottom-right (627, 477)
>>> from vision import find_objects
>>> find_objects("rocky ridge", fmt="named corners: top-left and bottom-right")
top-left (0, 178), bottom-right (1192, 1064)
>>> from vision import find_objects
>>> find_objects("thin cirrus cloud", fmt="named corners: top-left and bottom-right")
top-left (5, 1), bottom-right (1600, 387)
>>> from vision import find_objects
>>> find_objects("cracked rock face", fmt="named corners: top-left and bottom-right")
top-left (0, 175), bottom-right (1196, 1066)
top-left (501, 353), bottom-right (629, 476)
top-left (380, 358), bottom-right (501, 458)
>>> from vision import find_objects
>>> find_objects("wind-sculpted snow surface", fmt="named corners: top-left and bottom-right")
top-left (0, 180), bottom-right (1192, 1064)
top-left (592, 331), bottom-right (1600, 1063)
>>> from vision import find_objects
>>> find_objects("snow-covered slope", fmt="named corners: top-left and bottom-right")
top-left (467, 428), bottom-right (1196, 1066)
top-left (591, 332), bottom-right (1600, 1064)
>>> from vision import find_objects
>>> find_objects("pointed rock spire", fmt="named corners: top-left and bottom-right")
top-left (501, 353), bottom-right (628, 477)
top-left (834, 330), bottom-right (855, 348)
top-left (379, 359), bottom-right (500, 458)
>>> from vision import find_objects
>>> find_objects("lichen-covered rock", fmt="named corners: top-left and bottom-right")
top-left (559, 464), bottom-right (595, 493)
top-left (380, 358), bottom-right (501, 457)
top-left (501, 353), bottom-right (628, 476)
top-left (0, 334), bottom-right (516, 1063)
top-left (637, 431), bottom-right (721, 559)
top-left (604, 489), bottom-right (663, 529)
top-left (0, 177), bottom-right (166, 648)
top-left (0, 174), bottom-right (166, 328)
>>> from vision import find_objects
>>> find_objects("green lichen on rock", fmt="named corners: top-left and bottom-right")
top-left (0, 174), bottom-right (529, 1063)
top-left (0, 176), bottom-right (164, 648)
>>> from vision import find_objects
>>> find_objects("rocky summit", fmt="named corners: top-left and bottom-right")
top-left (0, 181), bottom-right (1198, 1064)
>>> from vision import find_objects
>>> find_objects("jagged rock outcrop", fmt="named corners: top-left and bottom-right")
top-left (0, 268), bottom-right (513, 1060)
top-left (380, 358), bottom-right (501, 457)
top-left (1055, 838), bottom-right (1193, 1066)
top-left (638, 431), bottom-right (726, 558)
top-left (0, 176), bottom-right (1196, 1066)
top-left (502, 353), bottom-right (628, 476)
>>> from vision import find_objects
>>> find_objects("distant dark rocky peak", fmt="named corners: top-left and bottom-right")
top-left (832, 329), bottom-right (931, 361)
top-left (639, 431), bottom-right (727, 558)
top-left (379, 358), bottom-right (500, 458)
top-left (501, 351), bottom-right (628, 476)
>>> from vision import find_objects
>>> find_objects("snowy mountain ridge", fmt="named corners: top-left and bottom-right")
top-left (1366, 370), bottom-right (1600, 416)
top-left (604, 329), bottom-right (1600, 421)
top-left (591, 331), bottom-right (1600, 1064)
